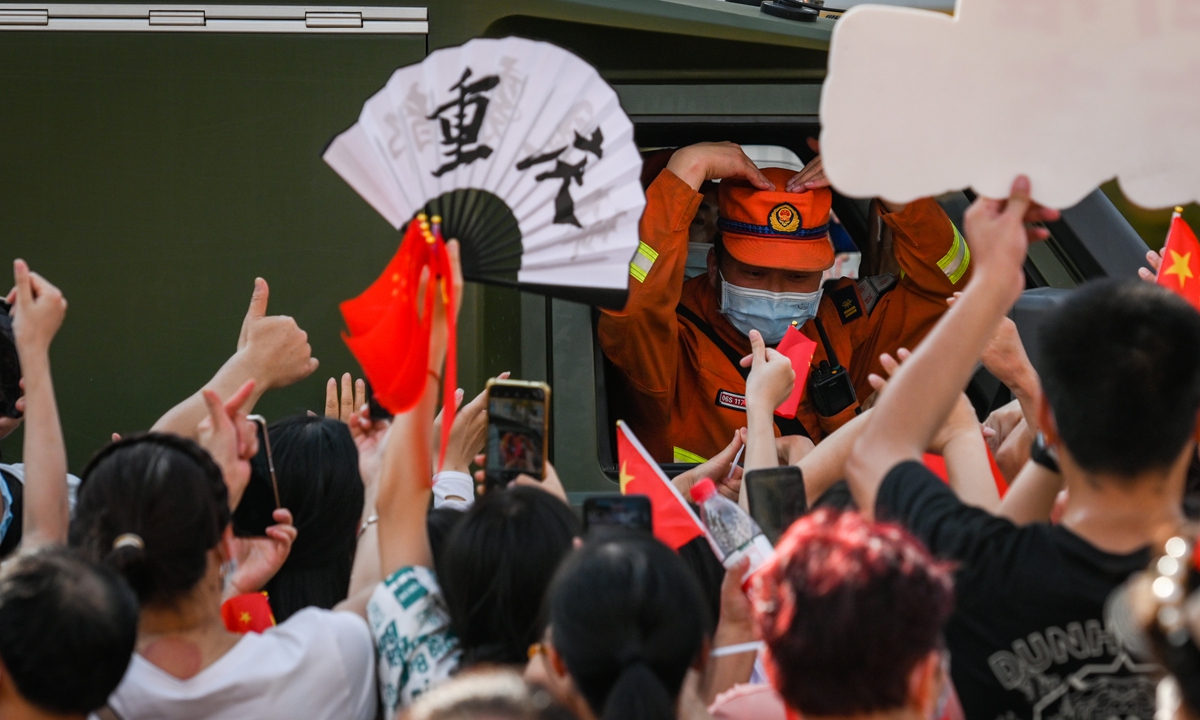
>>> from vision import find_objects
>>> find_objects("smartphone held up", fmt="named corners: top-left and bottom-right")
top-left (484, 378), bottom-right (550, 490)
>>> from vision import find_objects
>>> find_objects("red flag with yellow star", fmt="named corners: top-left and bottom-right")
top-left (1157, 209), bottom-right (1200, 312)
top-left (617, 421), bottom-right (705, 550)
top-left (341, 214), bottom-right (458, 469)
top-left (221, 592), bottom-right (276, 634)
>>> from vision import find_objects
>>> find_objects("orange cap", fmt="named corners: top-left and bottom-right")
top-left (717, 167), bottom-right (834, 272)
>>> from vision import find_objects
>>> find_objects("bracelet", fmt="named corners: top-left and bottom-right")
top-left (357, 514), bottom-right (378, 539)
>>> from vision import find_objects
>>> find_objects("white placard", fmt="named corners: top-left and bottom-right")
top-left (820, 0), bottom-right (1200, 209)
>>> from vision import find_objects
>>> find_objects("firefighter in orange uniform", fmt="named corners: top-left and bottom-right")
top-left (599, 142), bottom-right (973, 463)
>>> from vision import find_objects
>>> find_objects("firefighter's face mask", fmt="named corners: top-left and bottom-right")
top-left (719, 271), bottom-right (823, 344)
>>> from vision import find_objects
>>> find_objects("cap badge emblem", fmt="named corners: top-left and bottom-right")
top-left (768, 203), bottom-right (801, 233)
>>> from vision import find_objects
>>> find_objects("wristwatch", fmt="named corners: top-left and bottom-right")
top-left (1030, 432), bottom-right (1060, 473)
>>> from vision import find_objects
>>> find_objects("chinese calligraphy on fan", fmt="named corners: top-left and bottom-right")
top-left (427, 65), bottom-right (606, 228)
top-left (429, 67), bottom-right (501, 177)
top-left (516, 129), bottom-right (605, 228)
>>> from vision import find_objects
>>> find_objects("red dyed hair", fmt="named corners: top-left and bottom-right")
top-left (750, 509), bottom-right (954, 716)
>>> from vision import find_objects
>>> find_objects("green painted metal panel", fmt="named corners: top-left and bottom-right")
top-left (615, 83), bottom-right (822, 116)
top-left (0, 32), bottom-right (427, 469)
top-left (434, 0), bottom-right (834, 53)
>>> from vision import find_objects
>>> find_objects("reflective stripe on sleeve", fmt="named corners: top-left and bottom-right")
top-left (937, 224), bottom-right (971, 285)
top-left (629, 242), bottom-right (659, 283)
top-left (673, 446), bottom-right (707, 464)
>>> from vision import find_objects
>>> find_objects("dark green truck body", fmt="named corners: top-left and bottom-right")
top-left (0, 0), bottom-right (1147, 496)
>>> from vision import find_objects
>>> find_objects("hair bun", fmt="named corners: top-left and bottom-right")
top-left (106, 532), bottom-right (148, 585)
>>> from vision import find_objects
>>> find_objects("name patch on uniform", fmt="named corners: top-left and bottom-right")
top-left (856, 274), bottom-right (898, 315)
top-left (715, 389), bottom-right (747, 411)
top-left (829, 284), bottom-right (863, 324)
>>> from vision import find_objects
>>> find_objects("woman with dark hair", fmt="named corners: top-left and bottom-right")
top-left (439, 486), bottom-right (579, 667)
top-left (535, 533), bottom-right (711, 720)
top-left (234, 414), bottom-right (364, 622)
top-left (361, 242), bottom-right (580, 717)
top-left (70, 424), bottom-right (376, 719)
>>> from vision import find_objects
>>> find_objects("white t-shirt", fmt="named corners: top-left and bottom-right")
top-left (94, 608), bottom-right (376, 720)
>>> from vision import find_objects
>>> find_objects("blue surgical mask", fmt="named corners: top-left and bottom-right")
top-left (719, 272), bottom-right (823, 344)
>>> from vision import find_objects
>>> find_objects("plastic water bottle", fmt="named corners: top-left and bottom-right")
top-left (690, 478), bottom-right (774, 583)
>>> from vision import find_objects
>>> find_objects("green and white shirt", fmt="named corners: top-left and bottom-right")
top-left (367, 565), bottom-right (460, 714)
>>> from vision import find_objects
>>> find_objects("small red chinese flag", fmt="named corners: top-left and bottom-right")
top-left (617, 421), bottom-right (705, 550)
top-left (340, 214), bottom-right (457, 468)
top-left (221, 592), bottom-right (276, 634)
top-left (1156, 208), bottom-right (1200, 312)
top-left (774, 325), bottom-right (818, 419)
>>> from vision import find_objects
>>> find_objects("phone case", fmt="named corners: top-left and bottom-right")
top-left (484, 378), bottom-right (551, 488)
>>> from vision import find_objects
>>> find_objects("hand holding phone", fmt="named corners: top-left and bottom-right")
top-left (484, 379), bottom-right (550, 490)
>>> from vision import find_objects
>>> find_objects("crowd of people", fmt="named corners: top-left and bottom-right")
top-left (3, 140), bottom-right (1200, 720)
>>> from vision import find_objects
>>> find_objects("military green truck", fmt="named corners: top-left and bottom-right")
top-left (0, 0), bottom-right (1150, 500)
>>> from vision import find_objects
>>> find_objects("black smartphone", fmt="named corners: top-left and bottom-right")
top-left (231, 417), bottom-right (280, 538)
top-left (485, 379), bottom-right (550, 489)
top-left (0, 301), bottom-right (20, 420)
top-left (583, 494), bottom-right (653, 534)
top-left (744, 466), bottom-right (808, 545)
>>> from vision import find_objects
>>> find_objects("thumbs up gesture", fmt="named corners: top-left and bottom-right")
top-left (235, 277), bottom-right (319, 391)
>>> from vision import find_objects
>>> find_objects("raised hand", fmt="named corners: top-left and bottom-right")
top-left (7, 260), bottom-right (69, 549)
top-left (152, 277), bottom-right (316, 441)
top-left (10, 260), bottom-right (66, 356)
top-left (868, 349), bottom-right (980, 453)
top-left (947, 293), bottom-right (1037, 392)
top-left (666, 142), bottom-right (774, 192)
top-left (349, 408), bottom-right (390, 492)
top-left (786, 138), bottom-right (826, 192)
top-left (434, 372), bottom-right (509, 475)
top-left (983, 400), bottom-right (1024, 454)
top-left (672, 428), bottom-right (747, 501)
top-left (1138, 249), bottom-right (1163, 283)
top-left (962, 176), bottom-right (1059, 306)
top-left (227, 508), bottom-right (298, 595)
top-left (236, 278), bottom-right (319, 391)
top-left (197, 379), bottom-right (259, 509)
top-left (512, 460), bottom-right (569, 504)
top-left (325, 373), bottom-right (366, 423)
top-left (741, 329), bottom-right (796, 414)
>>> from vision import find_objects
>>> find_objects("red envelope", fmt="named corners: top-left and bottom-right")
top-left (773, 326), bottom-right (818, 419)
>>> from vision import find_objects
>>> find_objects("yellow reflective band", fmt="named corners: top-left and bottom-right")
top-left (629, 242), bottom-right (659, 283)
top-left (673, 446), bottom-right (707, 464)
top-left (938, 224), bottom-right (971, 285)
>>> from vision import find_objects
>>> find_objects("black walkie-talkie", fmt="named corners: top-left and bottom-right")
top-left (807, 317), bottom-right (858, 417)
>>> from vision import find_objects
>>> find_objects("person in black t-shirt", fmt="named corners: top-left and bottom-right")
top-left (846, 176), bottom-right (1200, 720)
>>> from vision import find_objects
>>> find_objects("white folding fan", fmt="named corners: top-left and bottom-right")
top-left (323, 37), bottom-right (646, 308)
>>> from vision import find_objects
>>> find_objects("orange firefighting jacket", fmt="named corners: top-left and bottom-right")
top-left (598, 169), bottom-right (972, 463)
